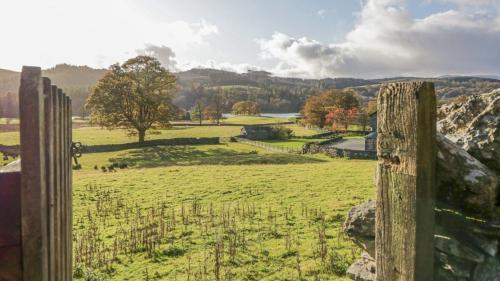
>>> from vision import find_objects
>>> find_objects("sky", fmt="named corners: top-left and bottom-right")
top-left (0, 0), bottom-right (499, 78)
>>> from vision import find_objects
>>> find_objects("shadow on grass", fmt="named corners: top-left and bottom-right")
top-left (108, 145), bottom-right (327, 168)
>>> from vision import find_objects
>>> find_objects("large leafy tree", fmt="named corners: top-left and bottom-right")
top-left (86, 56), bottom-right (177, 142)
top-left (303, 89), bottom-right (360, 128)
top-left (231, 101), bottom-right (259, 115)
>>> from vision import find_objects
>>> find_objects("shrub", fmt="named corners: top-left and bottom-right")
top-left (271, 125), bottom-right (294, 140)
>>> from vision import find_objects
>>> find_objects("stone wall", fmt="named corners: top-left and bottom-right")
top-left (343, 91), bottom-right (500, 281)
top-left (304, 138), bottom-right (377, 160)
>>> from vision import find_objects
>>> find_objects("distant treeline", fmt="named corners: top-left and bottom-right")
top-left (1, 65), bottom-right (500, 118)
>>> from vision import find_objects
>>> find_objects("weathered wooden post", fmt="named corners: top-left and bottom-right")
top-left (19, 66), bottom-right (49, 281)
top-left (0, 66), bottom-right (73, 281)
top-left (375, 82), bottom-right (436, 281)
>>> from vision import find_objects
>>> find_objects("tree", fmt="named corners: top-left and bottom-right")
top-left (232, 101), bottom-right (259, 115)
top-left (303, 95), bottom-right (329, 128)
top-left (86, 56), bottom-right (177, 143)
top-left (191, 101), bottom-right (204, 125)
top-left (303, 89), bottom-right (360, 128)
top-left (325, 107), bottom-right (359, 131)
top-left (206, 88), bottom-right (225, 124)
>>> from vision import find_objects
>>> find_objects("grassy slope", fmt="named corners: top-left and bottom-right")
top-left (0, 126), bottom-right (243, 146)
top-left (1, 117), bottom-right (374, 280)
top-left (73, 143), bottom-right (375, 281)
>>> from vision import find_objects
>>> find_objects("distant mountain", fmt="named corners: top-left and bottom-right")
top-left (437, 75), bottom-right (500, 81)
top-left (2, 65), bottom-right (500, 116)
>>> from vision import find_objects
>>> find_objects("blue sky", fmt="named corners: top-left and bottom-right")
top-left (1, 0), bottom-right (499, 78)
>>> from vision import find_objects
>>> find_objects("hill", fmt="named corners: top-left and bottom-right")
top-left (1, 65), bottom-right (500, 116)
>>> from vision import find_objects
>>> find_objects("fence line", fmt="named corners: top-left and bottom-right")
top-left (234, 137), bottom-right (303, 154)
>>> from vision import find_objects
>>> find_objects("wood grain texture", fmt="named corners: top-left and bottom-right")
top-left (67, 98), bottom-right (73, 281)
top-left (375, 81), bottom-right (436, 281)
top-left (54, 88), bottom-right (62, 281)
top-left (60, 91), bottom-right (68, 281)
top-left (19, 66), bottom-right (49, 281)
top-left (44, 78), bottom-right (56, 281)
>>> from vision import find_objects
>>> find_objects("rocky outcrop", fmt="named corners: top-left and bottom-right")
top-left (343, 201), bottom-right (375, 257)
top-left (438, 92), bottom-right (500, 174)
top-left (344, 205), bottom-right (500, 281)
top-left (436, 134), bottom-right (498, 218)
top-left (344, 123), bottom-right (500, 280)
top-left (459, 95), bottom-right (500, 174)
top-left (346, 252), bottom-right (376, 281)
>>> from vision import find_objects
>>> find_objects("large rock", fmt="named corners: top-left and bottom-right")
top-left (343, 200), bottom-right (375, 257)
top-left (459, 95), bottom-right (500, 174)
top-left (346, 252), bottom-right (376, 281)
top-left (344, 204), bottom-right (500, 281)
top-left (436, 134), bottom-right (498, 218)
top-left (438, 92), bottom-right (500, 174)
top-left (438, 92), bottom-right (498, 137)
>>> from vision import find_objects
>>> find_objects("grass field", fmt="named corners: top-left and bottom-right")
top-left (0, 126), bottom-right (243, 146)
top-left (0, 119), bottom-right (318, 147)
top-left (1, 117), bottom-right (375, 280)
top-left (73, 143), bottom-right (375, 281)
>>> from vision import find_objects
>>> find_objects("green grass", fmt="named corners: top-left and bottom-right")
top-left (260, 138), bottom-right (325, 149)
top-left (72, 143), bottom-right (376, 281)
top-left (284, 124), bottom-right (320, 137)
top-left (0, 126), bottom-right (243, 146)
top-left (0, 118), bottom-right (375, 280)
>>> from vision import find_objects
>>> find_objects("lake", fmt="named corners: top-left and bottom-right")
top-left (223, 113), bottom-right (300, 118)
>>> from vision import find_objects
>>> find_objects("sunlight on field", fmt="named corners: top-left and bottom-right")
top-left (0, 126), bottom-right (243, 146)
top-left (1, 116), bottom-right (374, 280)
top-left (73, 143), bottom-right (375, 281)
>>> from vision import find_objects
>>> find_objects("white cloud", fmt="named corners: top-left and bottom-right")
top-left (317, 9), bottom-right (326, 17)
top-left (179, 60), bottom-right (261, 73)
top-left (0, 0), bottom-right (218, 70)
top-left (257, 0), bottom-right (500, 78)
top-left (136, 45), bottom-right (177, 70)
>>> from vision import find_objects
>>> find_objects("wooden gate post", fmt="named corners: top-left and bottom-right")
top-left (375, 82), bottom-right (437, 281)
top-left (19, 66), bottom-right (49, 281)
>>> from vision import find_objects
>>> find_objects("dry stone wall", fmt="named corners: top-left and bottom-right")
top-left (344, 91), bottom-right (500, 281)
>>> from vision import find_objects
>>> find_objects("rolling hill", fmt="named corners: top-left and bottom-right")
top-left (1, 64), bottom-right (499, 117)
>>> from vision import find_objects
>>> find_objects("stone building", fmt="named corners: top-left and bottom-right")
top-left (364, 112), bottom-right (377, 151)
top-left (241, 125), bottom-right (276, 140)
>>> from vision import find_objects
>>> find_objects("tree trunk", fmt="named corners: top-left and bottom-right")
top-left (138, 129), bottom-right (146, 143)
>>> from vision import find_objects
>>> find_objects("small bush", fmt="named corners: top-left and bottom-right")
top-left (326, 248), bottom-right (350, 276)
top-left (271, 125), bottom-right (294, 140)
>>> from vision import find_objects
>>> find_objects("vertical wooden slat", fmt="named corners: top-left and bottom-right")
top-left (60, 90), bottom-right (68, 281)
top-left (67, 97), bottom-right (73, 281)
top-left (375, 82), bottom-right (436, 281)
top-left (57, 89), bottom-right (65, 281)
top-left (52, 87), bottom-right (61, 281)
top-left (43, 78), bottom-right (56, 280)
top-left (19, 66), bottom-right (48, 281)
